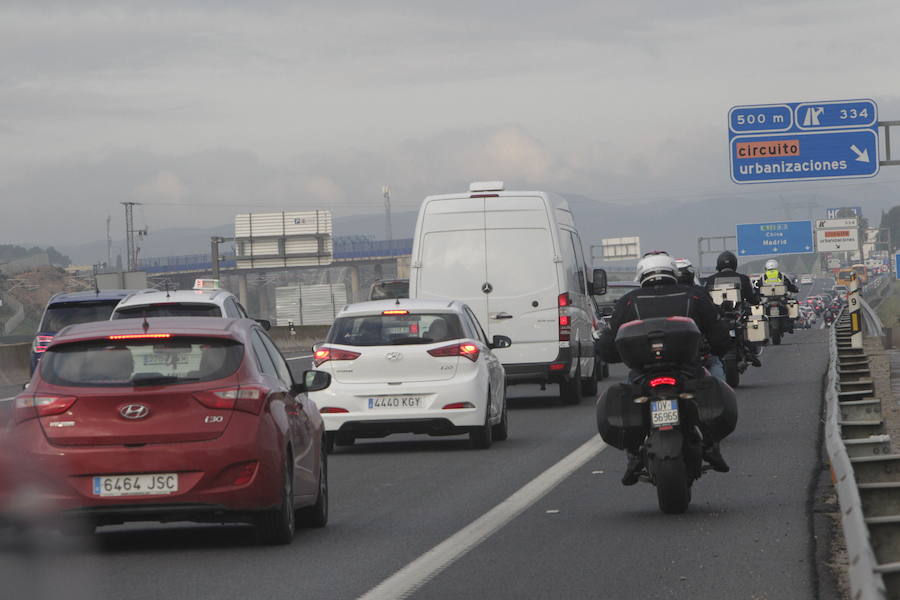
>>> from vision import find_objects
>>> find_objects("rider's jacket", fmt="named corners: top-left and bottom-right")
top-left (758, 269), bottom-right (798, 293)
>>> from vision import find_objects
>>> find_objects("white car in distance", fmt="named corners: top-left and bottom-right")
top-left (309, 299), bottom-right (510, 452)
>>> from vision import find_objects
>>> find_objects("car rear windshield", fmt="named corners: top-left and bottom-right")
top-left (40, 337), bottom-right (243, 387)
top-left (38, 301), bottom-right (121, 332)
top-left (327, 313), bottom-right (463, 346)
top-left (369, 281), bottom-right (409, 300)
top-left (113, 303), bottom-right (222, 319)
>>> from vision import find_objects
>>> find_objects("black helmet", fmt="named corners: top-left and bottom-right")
top-left (716, 251), bottom-right (737, 271)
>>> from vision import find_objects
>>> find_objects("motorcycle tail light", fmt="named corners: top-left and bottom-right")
top-left (649, 377), bottom-right (677, 387)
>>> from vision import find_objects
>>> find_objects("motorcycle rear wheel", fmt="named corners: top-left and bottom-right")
top-left (652, 457), bottom-right (691, 514)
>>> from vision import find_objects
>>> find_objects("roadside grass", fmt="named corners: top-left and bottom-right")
top-left (876, 279), bottom-right (900, 328)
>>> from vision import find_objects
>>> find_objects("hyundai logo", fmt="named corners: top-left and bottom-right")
top-left (385, 352), bottom-right (403, 361)
top-left (120, 404), bottom-right (150, 420)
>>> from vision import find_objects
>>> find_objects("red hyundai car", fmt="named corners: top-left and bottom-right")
top-left (8, 317), bottom-right (330, 544)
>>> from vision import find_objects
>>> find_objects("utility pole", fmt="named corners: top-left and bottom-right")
top-left (106, 214), bottom-right (112, 271)
top-left (122, 202), bottom-right (147, 271)
top-left (211, 236), bottom-right (224, 279)
top-left (383, 185), bottom-right (392, 241)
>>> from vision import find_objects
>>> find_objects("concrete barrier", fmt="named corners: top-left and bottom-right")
top-left (0, 342), bottom-right (30, 387)
top-left (268, 325), bottom-right (330, 353)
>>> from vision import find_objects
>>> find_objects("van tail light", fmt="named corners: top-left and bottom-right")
top-left (649, 377), bottom-right (678, 387)
top-left (33, 335), bottom-right (54, 354)
top-left (194, 386), bottom-right (267, 415)
top-left (428, 343), bottom-right (480, 362)
top-left (558, 292), bottom-right (572, 342)
top-left (313, 347), bottom-right (361, 367)
top-left (14, 394), bottom-right (77, 424)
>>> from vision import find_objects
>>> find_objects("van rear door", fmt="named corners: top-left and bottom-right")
top-left (483, 196), bottom-right (559, 364)
top-left (414, 197), bottom-right (489, 322)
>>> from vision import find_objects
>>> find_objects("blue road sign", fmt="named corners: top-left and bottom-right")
top-left (895, 253), bottom-right (900, 280)
top-left (736, 220), bottom-right (814, 257)
top-left (728, 99), bottom-right (879, 184)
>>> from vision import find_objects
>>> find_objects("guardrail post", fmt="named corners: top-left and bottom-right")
top-left (849, 273), bottom-right (864, 349)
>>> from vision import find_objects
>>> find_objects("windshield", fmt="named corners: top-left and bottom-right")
top-left (113, 303), bottom-right (222, 319)
top-left (38, 301), bottom-right (121, 332)
top-left (327, 313), bottom-right (463, 346)
top-left (40, 337), bottom-right (243, 387)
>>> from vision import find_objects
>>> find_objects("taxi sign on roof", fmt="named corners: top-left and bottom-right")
top-left (193, 278), bottom-right (221, 291)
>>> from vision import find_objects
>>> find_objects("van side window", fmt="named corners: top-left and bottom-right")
top-left (570, 232), bottom-right (589, 294)
top-left (562, 231), bottom-right (585, 294)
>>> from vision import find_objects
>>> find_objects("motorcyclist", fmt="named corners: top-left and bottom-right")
top-left (757, 259), bottom-right (799, 333)
top-left (705, 250), bottom-right (758, 305)
top-left (703, 250), bottom-right (762, 368)
top-left (602, 253), bottom-right (730, 485)
top-left (674, 258), bottom-right (726, 382)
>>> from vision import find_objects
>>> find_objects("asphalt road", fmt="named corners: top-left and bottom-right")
top-left (1, 323), bottom-right (834, 600)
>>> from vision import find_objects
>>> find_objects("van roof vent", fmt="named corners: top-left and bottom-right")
top-left (469, 181), bottom-right (505, 193)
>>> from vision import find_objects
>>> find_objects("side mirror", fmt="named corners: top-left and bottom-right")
top-left (255, 318), bottom-right (272, 331)
top-left (591, 268), bottom-right (608, 296)
top-left (489, 335), bottom-right (512, 349)
top-left (293, 370), bottom-right (331, 394)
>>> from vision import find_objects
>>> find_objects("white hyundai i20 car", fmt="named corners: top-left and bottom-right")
top-left (309, 299), bottom-right (510, 451)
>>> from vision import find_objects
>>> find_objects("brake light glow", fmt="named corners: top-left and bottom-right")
top-left (666, 316), bottom-right (694, 324)
top-left (108, 333), bottom-right (172, 340)
top-left (549, 363), bottom-right (567, 371)
top-left (33, 335), bottom-right (54, 353)
top-left (382, 310), bottom-right (409, 315)
top-left (558, 292), bottom-right (572, 342)
top-left (14, 394), bottom-right (77, 423)
top-left (442, 402), bottom-right (475, 409)
top-left (558, 293), bottom-right (571, 307)
top-left (319, 407), bottom-right (349, 414)
top-left (313, 347), bottom-right (362, 367)
top-left (194, 386), bottom-right (266, 414)
top-left (649, 377), bottom-right (678, 387)
top-left (428, 343), bottom-right (480, 362)
top-left (231, 461), bottom-right (259, 486)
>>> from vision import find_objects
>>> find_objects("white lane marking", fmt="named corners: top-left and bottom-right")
top-left (0, 397), bottom-right (13, 402)
top-left (357, 435), bottom-right (608, 600)
top-left (286, 355), bottom-right (313, 361)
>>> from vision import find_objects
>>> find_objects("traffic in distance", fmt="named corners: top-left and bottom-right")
top-left (0, 181), bottom-right (876, 599)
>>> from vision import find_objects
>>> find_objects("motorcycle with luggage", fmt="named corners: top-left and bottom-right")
top-left (596, 317), bottom-right (738, 514)
top-left (758, 283), bottom-right (795, 345)
top-left (708, 280), bottom-right (763, 387)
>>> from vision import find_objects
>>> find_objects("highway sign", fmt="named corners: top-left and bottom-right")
top-left (815, 218), bottom-right (857, 230)
top-left (600, 237), bottom-right (641, 261)
top-left (816, 228), bottom-right (859, 252)
top-left (728, 99), bottom-right (879, 184)
top-left (736, 220), bottom-right (814, 256)
top-left (826, 206), bottom-right (862, 219)
top-left (896, 253), bottom-right (900, 280)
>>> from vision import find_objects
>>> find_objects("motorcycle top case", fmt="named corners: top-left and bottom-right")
top-left (684, 376), bottom-right (738, 442)
top-left (615, 317), bottom-right (701, 370)
top-left (596, 383), bottom-right (645, 451)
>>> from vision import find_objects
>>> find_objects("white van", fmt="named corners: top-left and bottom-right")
top-left (409, 181), bottom-right (607, 404)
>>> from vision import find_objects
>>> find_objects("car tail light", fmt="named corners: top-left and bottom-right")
top-left (313, 346), bottom-right (361, 367)
top-left (319, 407), bottom-right (349, 414)
top-left (649, 377), bottom-right (677, 387)
top-left (442, 402), bottom-right (475, 409)
top-left (194, 386), bottom-right (267, 415)
top-left (14, 394), bottom-right (77, 423)
top-left (108, 333), bottom-right (173, 340)
top-left (232, 461), bottom-right (259, 486)
top-left (549, 363), bottom-right (567, 371)
top-left (428, 343), bottom-right (480, 362)
top-left (382, 310), bottom-right (409, 315)
top-left (32, 335), bottom-right (54, 354)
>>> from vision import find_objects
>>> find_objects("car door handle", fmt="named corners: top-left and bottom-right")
top-left (492, 312), bottom-right (513, 320)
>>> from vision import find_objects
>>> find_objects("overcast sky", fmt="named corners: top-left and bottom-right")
top-left (2, 0), bottom-right (899, 252)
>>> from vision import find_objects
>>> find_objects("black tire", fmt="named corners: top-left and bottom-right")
top-left (772, 330), bottom-right (782, 346)
top-left (256, 451), bottom-right (296, 545)
top-left (724, 358), bottom-right (740, 388)
top-left (469, 396), bottom-right (493, 449)
top-left (652, 457), bottom-right (691, 514)
top-left (602, 362), bottom-right (610, 379)
top-left (491, 389), bottom-right (509, 442)
top-left (581, 358), bottom-right (599, 397)
top-left (560, 362), bottom-right (582, 406)
top-left (297, 440), bottom-right (329, 528)
top-left (324, 432), bottom-right (335, 455)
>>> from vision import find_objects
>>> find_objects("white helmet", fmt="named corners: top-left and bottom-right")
top-left (635, 253), bottom-right (678, 286)
top-left (765, 259), bottom-right (779, 271)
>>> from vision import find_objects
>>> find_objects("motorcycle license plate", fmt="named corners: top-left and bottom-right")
top-left (769, 307), bottom-right (780, 317)
top-left (650, 399), bottom-right (680, 427)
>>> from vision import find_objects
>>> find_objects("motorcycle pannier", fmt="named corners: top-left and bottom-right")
top-left (746, 314), bottom-right (769, 343)
top-left (596, 383), bottom-right (645, 450)
top-left (684, 376), bottom-right (738, 442)
top-left (615, 317), bottom-right (701, 370)
top-left (786, 299), bottom-right (800, 319)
